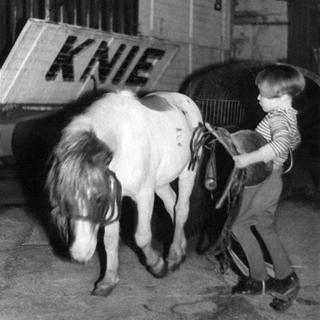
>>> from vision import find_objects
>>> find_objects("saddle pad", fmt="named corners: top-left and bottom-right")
top-left (139, 94), bottom-right (173, 112)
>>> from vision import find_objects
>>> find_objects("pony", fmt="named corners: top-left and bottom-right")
top-left (46, 90), bottom-right (203, 296)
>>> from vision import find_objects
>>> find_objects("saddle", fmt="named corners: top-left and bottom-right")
top-left (192, 123), bottom-right (273, 274)
top-left (204, 123), bottom-right (273, 209)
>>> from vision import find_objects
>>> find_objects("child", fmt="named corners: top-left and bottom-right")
top-left (231, 64), bottom-right (305, 311)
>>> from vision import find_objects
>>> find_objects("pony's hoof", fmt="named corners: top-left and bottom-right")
top-left (168, 261), bottom-right (180, 272)
top-left (168, 254), bottom-right (186, 272)
top-left (147, 260), bottom-right (168, 278)
top-left (91, 284), bottom-right (116, 297)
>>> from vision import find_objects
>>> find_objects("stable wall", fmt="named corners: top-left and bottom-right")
top-left (231, 0), bottom-right (288, 62)
top-left (139, 0), bottom-right (232, 91)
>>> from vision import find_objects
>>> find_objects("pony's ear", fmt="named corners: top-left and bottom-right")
top-left (92, 150), bottom-right (113, 167)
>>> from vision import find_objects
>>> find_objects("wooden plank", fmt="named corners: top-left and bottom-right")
top-left (32, 0), bottom-right (39, 18)
top-left (78, 0), bottom-right (89, 27)
top-left (48, 0), bottom-right (61, 22)
top-left (101, 0), bottom-right (113, 32)
top-left (9, 0), bottom-right (18, 43)
top-left (62, 0), bottom-right (75, 24)
top-left (113, 0), bottom-right (125, 33)
top-left (24, 0), bottom-right (32, 18)
top-left (0, 0), bottom-right (9, 66)
top-left (124, 0), bottom-right (138, 35)
top-left (89, 0), bottom-right (100, 29)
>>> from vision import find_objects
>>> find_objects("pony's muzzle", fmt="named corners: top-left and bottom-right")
top-left (70, 242), bottom-right (96, 263)
top-left (69, 221), bottom-right (98, 263)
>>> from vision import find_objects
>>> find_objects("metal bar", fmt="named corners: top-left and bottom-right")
top-left (196, 98), bottom-right (244, 127)
top-left (45, 0), bottom-right (50, 20)
top-left (60, 2), bottom-right (64, 22)
top-left (98, 0), bottom-right (102, 30)
top-left (29, 0), bottom-right (33, 17)
top-left (86, 0), bottom-right (89, 27)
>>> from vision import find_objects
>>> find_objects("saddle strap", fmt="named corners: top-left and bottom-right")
top-left (283, 149), bottom-right (293, 174)
top-left (204, 141), bottom-right (218, 191)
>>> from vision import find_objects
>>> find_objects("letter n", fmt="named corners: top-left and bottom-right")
top-left (46, 36), bottom-right (95, 82)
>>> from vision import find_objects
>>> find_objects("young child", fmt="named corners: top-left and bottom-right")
top-left (231, 64), bottom-right (305, 311)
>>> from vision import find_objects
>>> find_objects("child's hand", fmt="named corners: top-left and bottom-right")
top-left (233, 149), bottom-right (266, 168)
top-left (233, 153), bottom-right (252, 168)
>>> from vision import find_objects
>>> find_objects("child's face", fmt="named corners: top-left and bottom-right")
top-left (257, 82), bottom-right (283, 113)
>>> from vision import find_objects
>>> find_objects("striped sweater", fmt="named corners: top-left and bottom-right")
top-left (255, 107), bottom-right (301, 168)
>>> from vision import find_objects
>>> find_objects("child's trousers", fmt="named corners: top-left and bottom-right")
top-left (231, 169), bottom-right (292, 281)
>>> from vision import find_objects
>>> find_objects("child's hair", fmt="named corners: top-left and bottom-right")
top-left (255, 64), bottom-right (305, 98)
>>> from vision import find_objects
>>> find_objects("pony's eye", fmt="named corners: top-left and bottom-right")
top-left (61, 200), bottom-right (73, 216)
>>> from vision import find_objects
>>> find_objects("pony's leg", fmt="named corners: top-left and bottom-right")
top-left (92, 221), bottom-right (120, 297)
top-left (135, 190), bottom-right (167, 278)
top-left (155, 184), bottom-right (177, 220)
top-left (167, 168), bottom-right (196, 271)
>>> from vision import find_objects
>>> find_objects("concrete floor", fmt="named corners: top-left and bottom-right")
top-left (0, 166), bottom-right (319, 320)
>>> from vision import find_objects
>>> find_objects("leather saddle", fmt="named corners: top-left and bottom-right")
top-left (204, 123), bottom-right (273, 209)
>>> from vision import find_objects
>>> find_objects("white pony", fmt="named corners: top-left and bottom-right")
top-left (46, 90), bottom-right (203, 296)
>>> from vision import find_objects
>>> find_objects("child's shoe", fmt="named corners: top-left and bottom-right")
top-left (232, 276), bottom-right (277, 295)
top-left (269, 272), bottom-right (300, 312)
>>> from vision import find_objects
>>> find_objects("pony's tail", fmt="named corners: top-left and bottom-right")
top-left (177, 95), bottom-right (203, 130)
